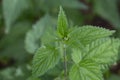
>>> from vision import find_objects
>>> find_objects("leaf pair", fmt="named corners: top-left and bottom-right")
top-left (32, 7), bottom-right (69, 78)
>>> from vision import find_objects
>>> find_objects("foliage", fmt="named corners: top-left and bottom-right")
top-left (31, 7), bottom-right (120, 80)
top-left (0, 0), bottom-right (120, 80)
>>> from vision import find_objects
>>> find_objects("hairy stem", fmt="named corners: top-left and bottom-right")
top-left (63, 44), bottom-right (67, 80)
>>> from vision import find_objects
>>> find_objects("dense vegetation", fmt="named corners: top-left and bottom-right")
top-left (0, 0), bottom-right (120, 80)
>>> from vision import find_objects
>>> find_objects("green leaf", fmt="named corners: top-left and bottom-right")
top-left (84, 38), bottom-right (120, 69)
top-left (68, 26), bottom-right (115, 46)
top-left (32, 45), bottom-right (60, 77)
top-left (3, 0), bottom-right (29, 33)
top-left (94, 0), bottom-right (120, 28)
top-left (25, 15), bottom-right (55, 53)
top-left (69, 60), bottom-right (103, 80)
top-left (71, 48), bottom-right (82, 64)
top-left (57, 6), bottom-right (68, 37)
top-left (25, 30), bottom-right (39, 54)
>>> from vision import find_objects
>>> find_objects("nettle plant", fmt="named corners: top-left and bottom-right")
top-left (31, 7), bottom-right (120, 80)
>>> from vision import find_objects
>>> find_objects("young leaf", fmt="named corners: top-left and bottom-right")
top-left (68, 26), bottom-right (115, 46)
top-left (3, 0), bottom-right (29, 33)
top-left (57, 6), bottom-right (68, 37)
top-left (84, 38), bottom-right (120, 69)
top-left (32, 46), bottom-right (60, 77)
top-left (69, 60), bottom-right (103, 80)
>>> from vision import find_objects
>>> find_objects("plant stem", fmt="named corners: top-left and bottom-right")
top-left (63, 44), bottom-right (67, 80)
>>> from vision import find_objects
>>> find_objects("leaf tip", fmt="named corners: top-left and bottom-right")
top-left (59, 6), bottom-right (64, 16)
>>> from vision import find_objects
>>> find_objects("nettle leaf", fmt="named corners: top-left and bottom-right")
top-left (68, 26), bottom-right (115, 46)
top-left (71, 48), bottom-right (82, 64)
top-left (94, 0), bottom-right (120, 28)
top-left (57, 6), bottom-right (68, 37)
top-left (69, 60), bottom-right (103, 80)
top-left (84, 38), bottom-right (120, 69)
top-left (32, 46), bottom-right (60, 77)
top-left (25, 15), bottom-right (54, 53)
top-left (3, 0), bottom-right (29, 33)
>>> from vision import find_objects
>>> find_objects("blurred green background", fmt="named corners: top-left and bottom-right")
top-left (0, 0), bottom-right (120, 80)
